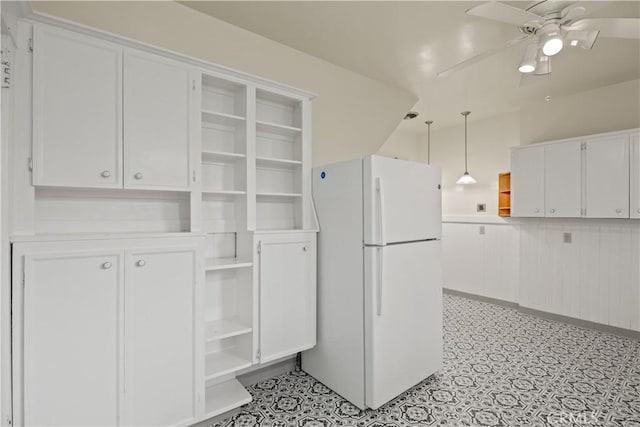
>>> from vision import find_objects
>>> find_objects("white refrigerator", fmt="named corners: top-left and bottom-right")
top-left (303, 155), bottom-right (443, 410)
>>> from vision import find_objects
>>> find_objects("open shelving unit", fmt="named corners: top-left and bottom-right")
top-left (498, 172), bottom-right (511, 217)
top-left (195, 76), bottom-right (312, 418)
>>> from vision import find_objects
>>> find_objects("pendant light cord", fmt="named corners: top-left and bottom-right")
top-left (464, 114), bottom-right (468, 173)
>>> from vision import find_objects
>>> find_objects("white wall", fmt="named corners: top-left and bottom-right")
top-left (376, 129), bottom-right (421, 161)
top-left (521, 79), bottom-right (640, 145)
top-left (31, 1), bottom-right (417, 167)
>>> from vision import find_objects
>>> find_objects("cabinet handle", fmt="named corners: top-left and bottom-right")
top-left (534, 208), bottom-right (540, 213)
top-left (616, 208), bottom-right (622, 213)
top-left (134, 172), bottom-right (143, 180)
top-left (102, 262), bottom-right (112, 269)
top-left (101, 170), bottom-right (111, 178)
top-left (136, 260), bottom-right (146, 267)
top-left (550, 209), bottom-right (556, 213)
top-left (303, 246), bottom-right (309, 252)
top-left (637, 209), bottom-right (640, 214)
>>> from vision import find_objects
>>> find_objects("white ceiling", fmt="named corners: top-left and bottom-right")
top-left (181, 1), bottom-right (640, 132)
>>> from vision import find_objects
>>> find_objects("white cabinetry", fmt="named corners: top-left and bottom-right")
top-left (124, 248), bottom-right (198, 426)
top-left (124, 51), bottom-right (192, 190)
top-left (511, 145), bottom-right (544, 217)
top-left (256, 233), bottom-right (316, 363)
top-left (545, 140), bottom-right (581, 218)
top-left (32, 25), bottom-right (193, 191)
top-left (21, 251), bottom-right (122, 426)
top-left (511, 129), bottom-right (639, 219)
top-left (585, 134), bottom-right (629, 218)
top-left (32, 25), bottom-right (123, 188)
top-left (630, 133), bottom-right (640, 219)
top-left (12, 238), bottom-right (202, 427)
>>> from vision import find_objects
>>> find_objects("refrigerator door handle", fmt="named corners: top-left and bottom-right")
top-left (375, 177), bottom-right (386, 245)
top-left (376, 247), bottom-right (383, 316)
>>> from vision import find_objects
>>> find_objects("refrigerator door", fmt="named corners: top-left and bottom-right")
top-left (363, 155), bottom-right (441, 245)
top-left (364, 240), bottom-right (443, 409)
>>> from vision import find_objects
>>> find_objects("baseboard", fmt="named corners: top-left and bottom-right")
top-left (443, 288), bottom-right (519, 309)
top-left (237, 356), bottom-right (296, 387)
top-left (444, 287), bottom-right (640, 340)
top-left (519, 306), bottom-right (640, 340)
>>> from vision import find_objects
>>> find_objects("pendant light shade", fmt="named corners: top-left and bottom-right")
top-left (456, 111), bottom-right (476, 185)
top-left (425, 120), bottom-right (433, 164)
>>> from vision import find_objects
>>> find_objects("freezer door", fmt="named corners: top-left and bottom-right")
top-left (364, 241), bottom-right (443, 409)
top-left (364, 155), bottom-right (441, 245)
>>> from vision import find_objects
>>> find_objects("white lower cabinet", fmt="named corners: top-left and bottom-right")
top-left (124, 248), bottom-right (198, 426)
top-left (21, 251), bottom-right (123, 426)
top-left (12, 237), bottom-right (202, 427)
top-left (256, 233), bottom-right (316, 364)
top-left (631, 133), bottom-right (640, 219)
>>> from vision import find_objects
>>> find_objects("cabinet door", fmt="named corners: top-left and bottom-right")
top-left (511, 146), bottom-right (544, 217)
top-left (585, 135), bottom-right (629, 218)
top-left (124, 248), bottom-right (198, 426)
top-left (124, 50), bottom-right (192, 190)
top-left (32, 25), bottom-right (123, 188)
top-left (631, 133), bottom-right (640, 219)
top-left (545, 140), bottom-right (582, 217)
top-left (258, 236), bottom-right (316, 363)
top-left (22, 251), bottom-right (123, 426)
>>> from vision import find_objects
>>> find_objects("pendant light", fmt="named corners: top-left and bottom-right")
top-left (425, 120), bottom-right (433, 164)
top-left (456, 111), bottom-right (477, 185)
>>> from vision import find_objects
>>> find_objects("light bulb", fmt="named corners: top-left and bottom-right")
top-left (543, 37), bottom-right (563, 56)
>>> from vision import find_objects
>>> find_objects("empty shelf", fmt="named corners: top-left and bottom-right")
top-left (202, 150), bottom-right (246, 163)
top-left (202, 110), bottom-right (246, 127)
top-left (204, 379), bottom-right (252, 419)
top-left (256, 120), bottom-right (302, 137)
top-left (205, 351), bottom-right (252, 381)
top-left (205, 318), bottom-right (252, 342)
top-left (205, 257), bottom-right (253, 271)
top-left (256, 156), bottom-right (302, 169)
top-left (202, 189), bottom-right (246, 196)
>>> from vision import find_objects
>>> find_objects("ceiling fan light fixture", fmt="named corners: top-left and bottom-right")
top-left (541, 23), bottom-right (564, 56)
top-left (518, 44), bottom-right (538, 73)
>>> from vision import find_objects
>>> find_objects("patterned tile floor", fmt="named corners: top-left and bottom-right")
top-left (213, 295), bottom-right (640, 427)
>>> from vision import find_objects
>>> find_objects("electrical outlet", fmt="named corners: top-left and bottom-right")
top-left (477, 203), bottom-right (486, 213)
top-left (563, 232), bottom-right (572, 243)
top-left (479, 226), bottom-right (485, 235)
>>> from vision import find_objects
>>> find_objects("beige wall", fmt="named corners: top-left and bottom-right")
top-left (377, 129), bottom-right (421, 161)
top-left (32, 1), bottom-right (416, 166)
top-left (520, 79), bottom-right (640, 144)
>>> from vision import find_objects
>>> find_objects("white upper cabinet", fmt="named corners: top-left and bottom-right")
top-left (631, 133), bottom-right (640, 219)
top-left (32, 25), bottom-right (123, 188)
top-left (544, 140), bottom-right (582, 218)
top-left (124, 51), bottom-right (193, 190)
top-left (511, 145), bottom-right (544, 217)
top-left (585, 134), bottom-right (629, 218)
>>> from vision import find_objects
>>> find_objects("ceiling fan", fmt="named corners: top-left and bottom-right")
top-left (437, 1), bottom-right (640, 78)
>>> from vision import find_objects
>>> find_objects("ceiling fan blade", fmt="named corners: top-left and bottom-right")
top-left (568, 18), bottom-right (640, 39)
top-left (467, 2), bottom-right (542, 28)
top-left (565, 29), bottom-right (600, 50)
top-left (437, 34), bottom-right (530, 78)
top-left (560, 5), bottom-right (586, 25)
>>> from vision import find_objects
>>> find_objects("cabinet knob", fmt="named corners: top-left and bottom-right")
top-left (101, 170), bottom-right (111, 178)
top-left (616, 208), bottom-right (622, 213)
top-left (303, 246), bottom-right (309, 252)
top-left (534, 208), bottom-right (540, 213)
top-left (102, 262), bottom-right (112, 270)
top-left (134, 172), bottom-right (143, 180)
top-left (136, 260), bottom-right (146, 267)
top-left (550, 209), bottom-right (556, 213)
top-left (637, 209), bottom-right (640, 214)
